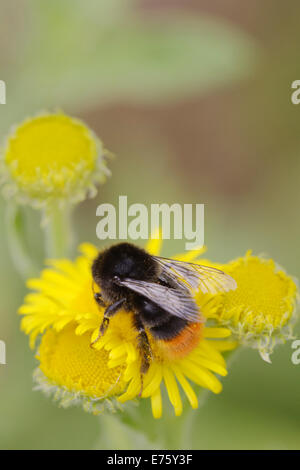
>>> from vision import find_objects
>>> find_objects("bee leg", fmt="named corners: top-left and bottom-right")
top-left (133, 315), bottom-right (152, 397)
top-left (94, 292), bottom-right (106, 307)
top-left (90, 298), bottom-right (125, 347)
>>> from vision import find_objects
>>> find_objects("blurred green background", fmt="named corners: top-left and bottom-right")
top-left (0, 0), bottom-right (299, 450)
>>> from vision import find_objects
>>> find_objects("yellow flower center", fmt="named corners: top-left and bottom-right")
top-left (221, 254), bottom-right (298, 334)
top-left (2, 113), bottom-right (109, 204)
top-left (5, 114), bottom-right (96, 181)
top-left (38, 324), bottom-right (126, 399)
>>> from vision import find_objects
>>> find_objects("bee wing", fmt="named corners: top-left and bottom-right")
top-left (117, 278), bottom-right (202, 323)
top-left (154, 256), bottom-right (237, 295)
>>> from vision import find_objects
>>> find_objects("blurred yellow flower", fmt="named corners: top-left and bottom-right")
top-left (0, 112), bottom-right (110, 208)
top-left (208, 251), bottom-right (299, 362)
top-left (19, 240), bottom-right (236, 418)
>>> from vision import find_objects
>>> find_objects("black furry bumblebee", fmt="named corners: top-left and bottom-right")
top-left (91, 243), bottom-right (237, 378)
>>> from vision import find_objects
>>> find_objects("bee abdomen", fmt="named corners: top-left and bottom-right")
top-left (149, 315), bottom-right (187, 340)
top-left (156, 322), bottom-right (203, 360)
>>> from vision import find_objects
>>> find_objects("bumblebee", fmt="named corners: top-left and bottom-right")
top-left (91, 243), bottom-right (236, 377)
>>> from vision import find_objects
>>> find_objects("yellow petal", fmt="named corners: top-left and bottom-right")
top-left (151, 387), bottom-right (163, 419)
top-left (203, 327), bottom-right (231, 338)
top-left (145, 227), bottom-right (162, 255)
top-left (163, 366), bottom-right (183, 416)
top-left (183, 361), bottom-right (223, 394)
top-left (142, 363), bottom-right (163, 398)
top-left (172, 365), bottom-right (198, 409)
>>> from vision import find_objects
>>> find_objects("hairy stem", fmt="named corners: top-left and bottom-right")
top-left (5, 203), bottom-right (37, 279)
top-left (44, 203), bottom-right (74, 258)
top-left (96, 412), bottom-right (159, 450)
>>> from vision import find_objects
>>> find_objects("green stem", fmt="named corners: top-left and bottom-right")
top-left (44, 203), bottom-right (74, 258)
top-left (5, 203), bottom-right (38, 280)
top-left (179, 388), bottom-right (209, 449)
top-left (95, 412), bottom-right (158, 450)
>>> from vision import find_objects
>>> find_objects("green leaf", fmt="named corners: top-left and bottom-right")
top-left (2, 1), bottom-right (258, 128)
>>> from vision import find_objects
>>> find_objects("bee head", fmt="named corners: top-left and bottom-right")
top-left (92, 243), bottom-right (158, 288)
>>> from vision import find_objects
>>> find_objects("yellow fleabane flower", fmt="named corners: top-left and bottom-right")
top-left (19, 240), bottom-right (236, 418)
top-left (204, 251), bottom-right (299, 362)
top-left (0, 112), bottom-right (110, 208)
